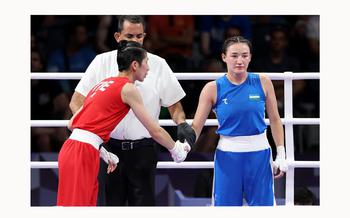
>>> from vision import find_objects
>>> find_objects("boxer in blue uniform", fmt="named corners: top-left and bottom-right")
top-left (191, 36), bottom-right (288, 206)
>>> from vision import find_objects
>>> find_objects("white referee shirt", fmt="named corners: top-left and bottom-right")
top-left (75, 50), bottom-right (186, 140)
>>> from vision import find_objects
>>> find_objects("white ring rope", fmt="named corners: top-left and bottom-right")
top-left (31, 160), bottom-right (319, 169)
top-left (31, 118), bottom-right (320, 127)
top-left (31, 72), bottom-right (320, 80)
top-left (31, 71), bottom-right (320, 205)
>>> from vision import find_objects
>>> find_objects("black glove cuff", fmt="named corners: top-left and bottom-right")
top-left (177, 122), bottom-right (196, 148)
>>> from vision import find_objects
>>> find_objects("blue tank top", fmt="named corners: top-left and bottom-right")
top-left (213, 73), bottom-right (267, 136)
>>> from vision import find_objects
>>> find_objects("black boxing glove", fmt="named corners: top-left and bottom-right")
top-left (177, 122), bottom-right (196, 149)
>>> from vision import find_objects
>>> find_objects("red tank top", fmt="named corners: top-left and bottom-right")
top-left (72, 77), bottom-right (131, 142)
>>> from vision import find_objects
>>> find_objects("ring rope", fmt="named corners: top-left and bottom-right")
top-left (31, 72), bottom-right (320, 80)
top-left (31, 160), bottom-right (319, 169)
top-left (31, 118), bottom-right (319, 127)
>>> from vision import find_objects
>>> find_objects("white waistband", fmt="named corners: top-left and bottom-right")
top-left (69, 129), bottom-right (103, 150)
top-left (217, 132), bottom-right (270, 152)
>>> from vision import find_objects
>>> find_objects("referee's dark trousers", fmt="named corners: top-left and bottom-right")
top-left (97, 138), bottom-right (158, 206)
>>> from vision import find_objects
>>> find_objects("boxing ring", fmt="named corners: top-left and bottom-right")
top-left (30, 71), bottom-right (320, 206)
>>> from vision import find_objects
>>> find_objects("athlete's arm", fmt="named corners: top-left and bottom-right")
top-left (121, 83), bottom-right (176, 151)
top-left (261, 74), bottom-right (287, 178)
top-left (261, 74), bottom-right (284, 147)
top-left (191, 81), bottom-right (217, 140)
top-left (69, 92), bottom-right (86, 115)
top-left (67, 105), bottom-right (83, 130)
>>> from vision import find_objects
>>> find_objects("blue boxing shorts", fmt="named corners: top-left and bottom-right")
top-left (212, 132), bottom-right (275, 206)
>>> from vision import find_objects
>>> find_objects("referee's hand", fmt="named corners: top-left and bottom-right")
top-left (177, 122), bottom-right (196, 149)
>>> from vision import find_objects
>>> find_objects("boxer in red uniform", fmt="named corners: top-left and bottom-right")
top-left (57, 40), bottom-right (191, 206)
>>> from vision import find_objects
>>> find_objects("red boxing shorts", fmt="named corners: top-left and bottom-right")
top-left (57, 139), bottom-right (100, 206)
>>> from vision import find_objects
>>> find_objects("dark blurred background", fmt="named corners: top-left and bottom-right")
top-left (31, 15), bottom-right (319, 206)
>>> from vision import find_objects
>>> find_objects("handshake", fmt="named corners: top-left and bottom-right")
top-left (169, 140), bottom-right (191, 163)
top-left (169, 122), bottom-right (197, 163)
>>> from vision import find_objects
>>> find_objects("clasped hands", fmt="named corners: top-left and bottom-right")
top-left (169, 122), bottom-right (197, 163)
top-left (169, 140), bottom-right (191, 163)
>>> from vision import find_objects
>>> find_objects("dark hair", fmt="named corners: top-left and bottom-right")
top-left (116, 40), bottom-right (147, 71)
top-left (222, 36), bottom-right (252, 54)
top-left (117, 15), bottom-right (146, 32)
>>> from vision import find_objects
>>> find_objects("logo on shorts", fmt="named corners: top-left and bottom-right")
top-left (222, 98), bottom-right (228, 104)
top-left (249, 94), bottom-right (260, 100)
